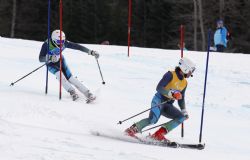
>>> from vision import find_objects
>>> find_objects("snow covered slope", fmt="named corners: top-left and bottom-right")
top-left (0, 37), bottom-right (250, 160)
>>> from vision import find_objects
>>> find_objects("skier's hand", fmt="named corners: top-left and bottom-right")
top-left (47, 54), bottom-right (59, 63)
top-left (89, 50), bottom-right (100, 59)
top-left (170, 90), bottom-right (182, 100)
top-left (181, 109), bottom-right (189, 119)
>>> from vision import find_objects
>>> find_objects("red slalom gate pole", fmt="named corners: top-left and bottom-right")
top-left (59, 0), bottom-right (63, 100)
top-left (180, 25), bottom-right (184, 58)
top-left (127, 0), bottom-right (132, 57)
top-left (180, 25), bottom-right (184, 138)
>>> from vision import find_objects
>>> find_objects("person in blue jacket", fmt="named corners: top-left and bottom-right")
top-left (214, 19), bottom-right (228, 52)
top-left (125, 57), bottom-right (196, 142)
top-left (39, 30), bottom-right (99, 102)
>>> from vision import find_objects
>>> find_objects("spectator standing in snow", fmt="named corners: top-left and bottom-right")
top-left (214, 19), bottom-right (228, 52)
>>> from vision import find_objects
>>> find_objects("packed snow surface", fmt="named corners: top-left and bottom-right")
top-left (0, 37), bottom-right (250, 160)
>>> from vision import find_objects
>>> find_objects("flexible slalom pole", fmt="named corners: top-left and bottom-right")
top-left (180, 25), bottom-right (184, 58)
top-left (199, 29), bottom-right (211, 143)
top-left (127, 0), bottom-right (132, 57)
top-left (59, 0), bottom-right (63, 100)
top-left (180, 25), bottom-right (184, 138)
top-left (45, 0), bottom-right (51, 94)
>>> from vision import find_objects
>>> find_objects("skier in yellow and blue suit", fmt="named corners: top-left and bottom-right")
top-left (125, 57), bottom-right (196, 142)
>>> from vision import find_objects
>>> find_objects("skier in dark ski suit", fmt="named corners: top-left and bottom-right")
top-left (39, 30), bottom-right (99, 101)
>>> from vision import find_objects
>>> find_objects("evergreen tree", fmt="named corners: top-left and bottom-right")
top-left (0, 0), bottom-right (249, 53)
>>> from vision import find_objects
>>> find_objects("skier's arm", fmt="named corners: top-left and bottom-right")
top-left (65, 41), bottom-right (90, 54)
top-left (178, 86), bottom-right (186, 110)
top-left (156, 71), bottom-right (173, 96)
top-left (39, 42), bottom-right (48, 62)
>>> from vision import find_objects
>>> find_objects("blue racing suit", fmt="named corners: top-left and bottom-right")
top-left (39, 40), bottom-right (90, 79)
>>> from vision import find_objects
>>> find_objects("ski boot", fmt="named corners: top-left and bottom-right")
top-left (70, 90), bottom-right (79, 101)
top-left (125, 124), bottom-right (139, 137)
top-left (150, 127), bottom-right (169, 143)
top-left (86, 92), bottom-right (96, 103)
top-left (148, 127), bottom-right (179, 147)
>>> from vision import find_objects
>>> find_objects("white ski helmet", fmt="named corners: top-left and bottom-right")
top-left (178, 57), bottom-right (196, 75)
top-left (51, 29), bottom-right (66, 45)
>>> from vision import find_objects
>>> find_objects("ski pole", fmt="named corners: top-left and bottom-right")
top-left (199, 29), bottom-right (211, 143)
top-left (10, 63), bottom-right (46, 86)
top-left (117, 101), bottom-right (168, 125)
top-left (141, 122), bottom-right (166, 133)
top-left (95, 57), bottom-right (105, 85)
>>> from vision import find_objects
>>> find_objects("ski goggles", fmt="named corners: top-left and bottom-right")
top-left (55, 39), bottom-right (65, 45)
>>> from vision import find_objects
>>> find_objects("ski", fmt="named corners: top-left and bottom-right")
top-left (133, 135), bottom-right (179, 148)
top-left (135, 135), bottom-right (205, 150)
top-left (91, 131), bottom-right (205, 150)
top-left (179, 143), bottom-right (205, 150)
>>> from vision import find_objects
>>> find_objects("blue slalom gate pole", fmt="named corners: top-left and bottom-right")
top-left (59, 0), bottom-right (63, 100)
top-left (199, 29), bottom-right (211, 143)
top-left (45, 0), bottom-right (51, 94)
top-left (180, 25), bottom-right (184, 138)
